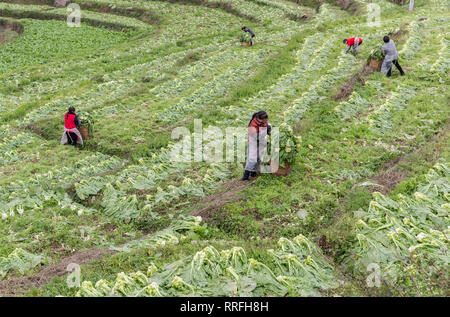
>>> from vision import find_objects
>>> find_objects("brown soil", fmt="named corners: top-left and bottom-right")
top-left (333, 0), bottom-right (361, 15)
top-left (0, 19), bottom-right (24, 44)
top-left (285, 13), bottom-right (311, 22)
top-left (389, 28), bottom-right (409, 43)
top-left (0, 19), bottom-right (24, 34)
top-left (192, 179), bottom-right (254, 221)
top-left (370, 157), bottom-right (408, 194)
top-left (0, 249), bottom-right (116, 297)
top-left (334, 64), bottom-right (373, 102)
top-left (318, 234), bottom-right (333, 255)
top-left (368, 124), bottom-right (449, 194)
top-left (23, 123), bottom-right (47, 138)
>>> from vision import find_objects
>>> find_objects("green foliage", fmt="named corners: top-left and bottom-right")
top-left (239, 32), bottom-right (252, 43)
top-left (0, 248), bottom-right (44, 280)
top-left (76, 234), bottom-right (339, 297)
top-left (0, 19), bottom-right (130, 74)
top-left (277, 124), bottom-right (301, 166)
top-left (77, 110), bottom-right (95, 135)
top-left (367, 44), bottom-right (384, 62)
top-left (344, 163), bottom-right (450, 296)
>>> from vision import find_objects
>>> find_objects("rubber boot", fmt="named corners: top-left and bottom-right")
top-left (241, 170), bottom-right (251, 181)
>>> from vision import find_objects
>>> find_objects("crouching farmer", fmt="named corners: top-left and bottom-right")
top-left (242, 26), bottom-right (256, 46)
top-left (381, 35), bottom-right (405, 77)
top-left (343, 37), bottom-right (363, 54)
top-left (61, 106), bottom-right (83, 146)
top-left (242, 111), bottom-right (271, 181)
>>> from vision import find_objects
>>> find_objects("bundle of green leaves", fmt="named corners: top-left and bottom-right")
top-left (367, 44), bottom-right (384, 62)
top-left (77, 110), bottom-right (94, 134)
top-left (266, 124), bottom-right (300, 167)
top-left (239, 32), bottom-right (252, 43)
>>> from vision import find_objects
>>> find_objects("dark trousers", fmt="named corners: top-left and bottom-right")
top-left (387, 59), bottom-right (405, 77)
top-left (66, 132), bottom-right (78, 146)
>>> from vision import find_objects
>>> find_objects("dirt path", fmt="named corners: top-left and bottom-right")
top-left (0, 177), bottom-right (253, 296)
top-left (368, 124), bottom-right (449, 194)
top-left (0, 19), bottom-right (23, 44)
top-left (193, 178), bottom-right (254, 220)
top-left (0, 249), bottom-right (116, 297)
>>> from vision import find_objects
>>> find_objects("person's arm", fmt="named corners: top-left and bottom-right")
top-left (345, 45), bottom-right (351, 54)
top-left (267, 124), bottom-right (272, 135)
top-left (381, 44), bottom-right (387, 56)
top-left (75, 115), bottom-right (81, 128)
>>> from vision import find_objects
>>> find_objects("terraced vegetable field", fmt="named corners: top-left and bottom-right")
top-left (0, 0), bottom-right (448, 298)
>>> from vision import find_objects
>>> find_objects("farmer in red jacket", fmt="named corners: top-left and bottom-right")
top-left (242, 111), bottom-right (271, 181)
top-left (343, 37), bottom-right (363, 54)
top-left (61, 107), bottom-right (83, 146)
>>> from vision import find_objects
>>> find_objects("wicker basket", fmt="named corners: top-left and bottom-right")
top-left (79, 126), bottom-right (89, 140)
top-left (369, 58), bottom-right (383, 71)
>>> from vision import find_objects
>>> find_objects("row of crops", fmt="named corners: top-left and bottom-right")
top-left (75, 162), bottom-right (449, 296)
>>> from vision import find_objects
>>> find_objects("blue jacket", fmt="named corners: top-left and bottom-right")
top-left (243, 27), bottom-right (255, 37)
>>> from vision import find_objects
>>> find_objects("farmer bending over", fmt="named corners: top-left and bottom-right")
top-left (61, 106), bottom-right (83, 146)
top-left (242, 111), bottom-right (271, 181)
top-left (242, 26), bottom-right (255, 46)
top-left (381, 35), bottom-right (405, 77)
top-left (343, 37), bottom-right (363, 54)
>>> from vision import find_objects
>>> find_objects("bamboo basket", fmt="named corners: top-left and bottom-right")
top-left (369, 58), bottom-right (383, 71)
top-left (79, 126), bottom-right (89, 140)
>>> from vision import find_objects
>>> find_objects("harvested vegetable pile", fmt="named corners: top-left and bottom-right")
top-left (344, 162), bottom-right (449, 296)
top-left (0, 248), bottom-right (44, 280)
top-left (77, 234), bottom-right (339, 297)
top-left (239, 32), bottom-right (252, 43)
top-left (367, 44), bottom-right (384, 62)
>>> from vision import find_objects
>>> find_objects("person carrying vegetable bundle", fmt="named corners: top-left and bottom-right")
top-left (343, 37), bottom-right (363, 54)
top-left (242, 26), bottom-right (255, 46)
top-left (381, 35), bottom-right (405, 77)
top-left (61, 106), bottom-right (83, 146)
top-left (242, 111), bottom-right (271, 181)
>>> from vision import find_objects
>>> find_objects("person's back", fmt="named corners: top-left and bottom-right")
top-left (344, 37), bottom-right (363, 54)
top-left (382, 39), bottom-right (399, 62)
top-left (347, 37), bottom-right (362, 46)
top-left (242, 26), bottom-right (255, 38)
top-left (381, 36), bottom-right (404, 77)
top-left (62, 107), bottom-right (82, 146)
top-left (64, 112), bottom-right (77, 129)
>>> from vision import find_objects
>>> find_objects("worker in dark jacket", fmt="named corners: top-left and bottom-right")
top-left (343, 37), bottom-right (363, 54)
top-left (242, 111), bottom-right (271, 181)
top-left (61, 106), bottom-right (83, 146)
top-left (381, 35), bottom-right (405, 77)
top-left (242, 26), bottom-right (255, 46)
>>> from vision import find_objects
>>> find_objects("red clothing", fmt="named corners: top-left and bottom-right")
top-left (249, 117), bottom-right (268, 133)
top-left (347, 37), bottom-right (363, 46)
top-left (64, 113), bottom-right (77, 129)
